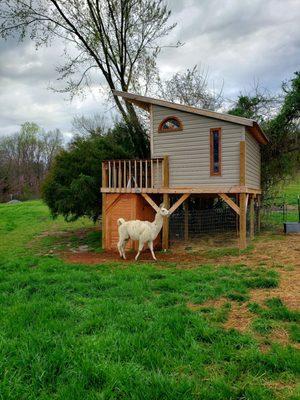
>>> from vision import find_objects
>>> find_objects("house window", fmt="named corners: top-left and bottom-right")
top-left (210, 128), bottom-right (222, 176)
top-left (158, 116), bottom-right (183, 133)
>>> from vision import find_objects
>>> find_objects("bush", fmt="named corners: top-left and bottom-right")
top-left (42, 135), bottom-right (129, 221)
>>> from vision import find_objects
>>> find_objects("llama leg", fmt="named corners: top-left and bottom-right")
top-left (148, 241), bottom-right (157, 261)
top-left (122, 238), bottom-right (129, 259)
top-left (135, 241), bottom-right (144, 261)
top-left (117, 240), bottom-right (124, 258)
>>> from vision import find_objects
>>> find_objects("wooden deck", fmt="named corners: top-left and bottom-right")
top-left (101, 158), bottom-right (261, 195)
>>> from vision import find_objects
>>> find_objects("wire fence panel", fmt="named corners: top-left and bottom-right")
top-left (169, 204), bottom-right (238, 242)
top-left (167, 193), bottom-right (298, 244)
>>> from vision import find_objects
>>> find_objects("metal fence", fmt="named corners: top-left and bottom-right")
top-left (169, 197), bottom-right (239, 243)
top-left (167, 193), bottom-right (299, 244)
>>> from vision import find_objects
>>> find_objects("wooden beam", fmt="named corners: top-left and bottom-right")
top-left (112, 91), bottom-right (254, 127)
top-left (249, 195), bottom-right (255, 240)
top-left (245, 193), bottom-right (249, 212)
top-left (218, 193), bottom-right (240, 215)
top-left (105, 194), bottom-right (121, 214)
top-left (239, 193), bottom-right (247, 250)
top-left (101, 186), bottom-right (262, 195)
top-left (240, 141), bottom-right (246, 186)
top-left (141, 193), bottom-right (160, 212)
top-left (126, 98), bottom-right (150, 112)
top-left (168, 194), bottom-right (190, 215)
top-left (113, 90), bottom-right (269, 145)
top-left (162, 193), bottom-right (170, 250)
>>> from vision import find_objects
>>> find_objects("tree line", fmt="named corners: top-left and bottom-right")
top-left (0, 123), bottom-right (63, 202)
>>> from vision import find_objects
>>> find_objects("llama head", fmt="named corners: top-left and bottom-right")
top-left (158, 205), bottom-right (169, 217)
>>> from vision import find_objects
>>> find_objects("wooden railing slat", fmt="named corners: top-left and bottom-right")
top-left (113, 161), bottom-right (116, 189)
top-left (108, 161), bottom-right (111, 188)
top-left (145, 160), bottom-right (148, 188)
top-left (118, 160), bottom-right (121, 188)
top-left (129, 161), bottom-right (132, 188)
top-left (151, 159), bottom-right (154, 188)
top-left (103, 158), bottom-right (163, 190)
top-left (123, 160), bottom-right (126, 188)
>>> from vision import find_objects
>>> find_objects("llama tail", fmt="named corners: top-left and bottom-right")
top-left (117, 218), bottom-right (125, 227)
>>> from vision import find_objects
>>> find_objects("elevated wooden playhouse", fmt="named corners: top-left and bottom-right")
top-left (101, 91), bottom-right (268, 252)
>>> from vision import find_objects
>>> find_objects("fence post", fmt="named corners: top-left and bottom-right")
top-left (162, 193), bottom-right (170, 250)
top-left (257, 195), bottom-right (261, 233)
top-left (162, 155), bottom-right (169, 250)
top-left (239, 193), bottom-right (247, 250)
top-left (250, 195), bottom-right (255, 240)
top-left (184, 200), bottom-right (189, 242)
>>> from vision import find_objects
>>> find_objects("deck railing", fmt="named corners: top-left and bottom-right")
top-left (102, 158), bottom-right (167, 190)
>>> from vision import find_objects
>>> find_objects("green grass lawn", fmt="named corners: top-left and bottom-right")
top-left (0, 201), bottom-right (299, 399)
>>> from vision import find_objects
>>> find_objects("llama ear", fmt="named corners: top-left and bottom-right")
top-left (159, 203), bottom-right (164, 208)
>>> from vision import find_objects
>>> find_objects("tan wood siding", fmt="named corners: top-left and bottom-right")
top-left (245, 130), bottom-right (261, 189)
top-left (152, 105), bottom-right (244, 188)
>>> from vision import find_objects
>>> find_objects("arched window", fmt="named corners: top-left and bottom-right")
top-left (158, 116), bottom-right (183, 133)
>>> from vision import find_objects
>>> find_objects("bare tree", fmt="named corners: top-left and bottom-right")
top-left (158, 65), bottom-right (223, 110)
top-left (1, 0), bottom-right (178, 157)
top-left (228, 81), bottom-right (282, 123)
top-left (0, 122), bottom-right (63, 201)
top-left (72, 114), bottom-right (108, 136)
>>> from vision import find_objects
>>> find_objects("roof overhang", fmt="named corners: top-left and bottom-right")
top-left (113, 90), bottom-right (269, 145)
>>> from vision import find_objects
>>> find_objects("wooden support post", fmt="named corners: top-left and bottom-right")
top-left (240, 141), bottom-right (246, 186)
top-left (162, 193), bottom-right (170, 250)
top-left (101, 163), bottom-right (107, 249)
top-left (184, 200), bottom-right (189, 242)
top-left (249, 195), bottom-right (255, 240)
top-left (239, 193), bottom-right (247, 250)
top-left (162, 155), bottom-right (170, 249)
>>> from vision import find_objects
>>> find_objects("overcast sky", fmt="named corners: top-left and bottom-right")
top-left (0, 0), bottom-right (299, 137)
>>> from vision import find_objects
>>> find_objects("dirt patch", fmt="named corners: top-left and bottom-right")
top-left (62, 248), bottom-right (208, 265)
top-left (62, 232), bottom-right (299, 267)
top-left (223, 301), bottom-right (254, 332)
top-left (221, 262), bottom-right (299, 344)
top-left (188, 298), bottom-right (228, 310)
top-left (183, 235), bottom-right (300, 347)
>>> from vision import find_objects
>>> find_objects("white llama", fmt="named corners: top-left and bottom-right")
top-left (117, 205), bottom-right (169, 261)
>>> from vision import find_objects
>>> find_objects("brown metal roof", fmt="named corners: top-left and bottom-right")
top-left (113, 90), bottom-right (269, 145)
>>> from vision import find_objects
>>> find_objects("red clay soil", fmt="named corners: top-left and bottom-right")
top-left (63, 249), bottom-right (204, 265)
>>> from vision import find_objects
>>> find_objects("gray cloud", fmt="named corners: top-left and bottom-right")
top-left (0, 0), bottom-right (299, 137)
